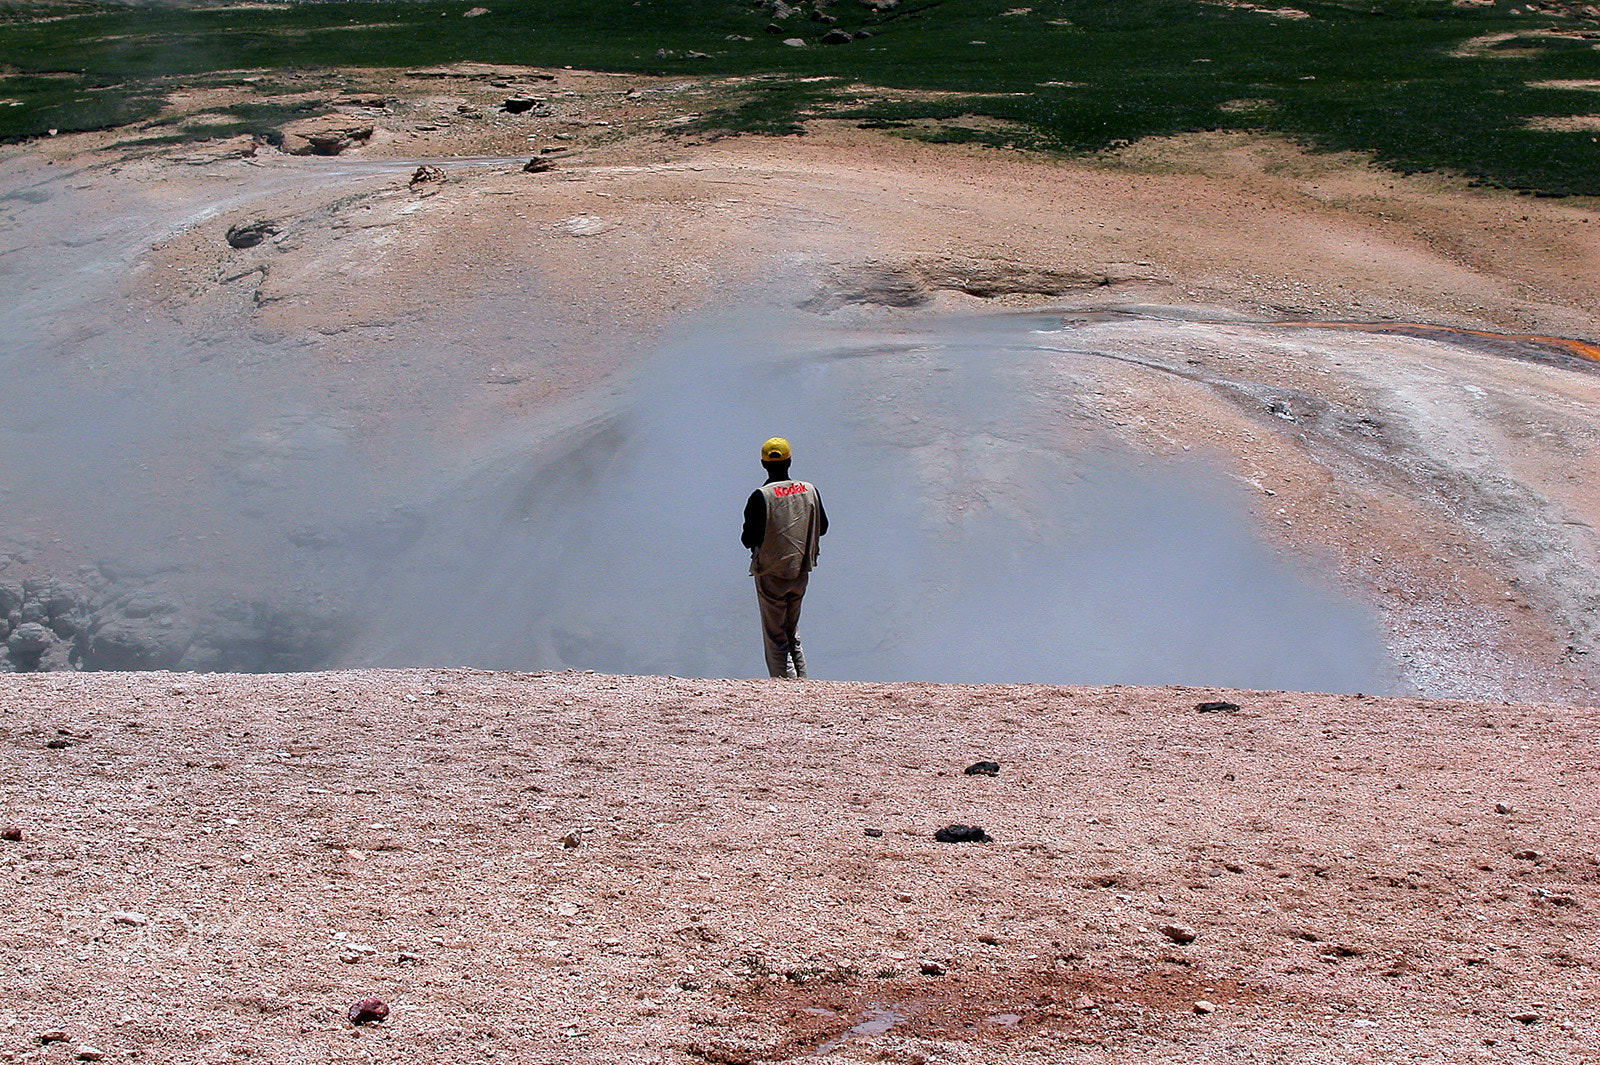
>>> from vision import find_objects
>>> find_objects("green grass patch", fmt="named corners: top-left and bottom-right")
top-left (0, 0), bottom-right (1597, 193)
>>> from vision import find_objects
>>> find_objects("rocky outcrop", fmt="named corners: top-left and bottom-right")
top-left (802, 258), bottom-right (1148, 310)
top-left (275, 122), bottom-right (375, 157)
top-left (0, 568), bottom-right (347, 674)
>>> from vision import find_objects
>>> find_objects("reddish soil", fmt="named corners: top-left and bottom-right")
top-left (2, 669), bottom-right (1596, 1062)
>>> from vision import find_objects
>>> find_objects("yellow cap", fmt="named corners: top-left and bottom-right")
top-left (760, 437), bottom-right (791, 461)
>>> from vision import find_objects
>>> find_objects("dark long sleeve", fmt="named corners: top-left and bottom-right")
top-left (741, 489), bottom-right (765, 549)
top-left (817, 494), bottom-right (828, 537)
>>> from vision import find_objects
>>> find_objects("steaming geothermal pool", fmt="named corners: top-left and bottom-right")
top-left (347, 310), bottom-right (1393, 691)
top-left (0, 156), bottom-right (1393, 688)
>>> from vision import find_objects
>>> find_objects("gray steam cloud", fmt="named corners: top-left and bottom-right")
top-left (0, 156), bottom-right (1392, 690)
top-left (351, 308), bottom-right (1393, 692)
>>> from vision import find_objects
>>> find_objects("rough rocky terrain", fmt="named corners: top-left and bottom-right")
top-left (1, 669), bottom-right (1597, 1063)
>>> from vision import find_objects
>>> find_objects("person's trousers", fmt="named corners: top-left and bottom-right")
top-left (755, 572), bottom-right (809, 678)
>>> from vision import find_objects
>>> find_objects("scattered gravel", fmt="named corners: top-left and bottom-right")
top-left (1, 668), bottom-right (1596, 1062)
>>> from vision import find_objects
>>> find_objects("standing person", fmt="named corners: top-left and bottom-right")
top-left (742, 437), bottom-right (828, 679)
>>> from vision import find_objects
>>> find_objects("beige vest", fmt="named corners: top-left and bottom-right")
top-left (751, 480), bottom-right (822, 579)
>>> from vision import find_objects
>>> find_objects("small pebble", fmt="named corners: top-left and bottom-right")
top-left (1195, 701), bottom-right (1240, 714)
top-left (1511, 849), bottom-right (1543, 861)
top-left (863, 828), bottom-right (884, 838)
top-left (1495, 802), bottom-right (1514, 815)
top-left (0, 826), bottom-right (21, 842)
top-left (894, 891), bottom-right (913, 903)
top-left (39, 1032), bottom-right (69, 1045)
top-left (1511, 1011), bottom-right (1542, 1025)
top-left (963, 761), bottom-right (1001, 777)
top-left (1194, 1000), bottom-right (1216, 1014)
top-left (347, 997), bottom-right (389, 1025)
top-left (74, 1047), bottom-right (104, 1062)
top-left (918, 960), bottom-right (946, 975)
top-left (1159, 922), bottom-right (1198, 944)
top-left (560, 830), bottom-right (581, 849)
top-left (1073, 994), bottom-right (1096, 1010)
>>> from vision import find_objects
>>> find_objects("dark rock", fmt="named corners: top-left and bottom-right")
top-left (522, 158), bottom-right (554, 173)
top-left (347, 997), bottom-right (389, 1025)
top-left (853, 29), bottom-right (874, 38)
top-left (502, 97), bottom-right (541, 114)
top-left (303, 126), bottom-right (373, 156)
top-left (1, 826), bottom-right (21, 841)
top-left (226, 222), bottom-right (278, 249)
top-left (863, 827), bottom-right (884, 838)
top-left (821, 27), bottom-right (853, 43)
top-left (84, 618), bottom-right (189, 671)
top-left (409, 164), bottom-right (447, 187)
top-left (934, 824), bottom-right (991, 843)
top-left (1158, 922), bottom-right (1198, 944)
top-left (810, 10), bottom-right (839, 21)
top-left (964, 760), bottom-right (1001, 777)
top-left (46, 738), bottom-right (74, 749)
top-left (23, 577), bottom-right (80, 618)
top-left (765, 21), bottom-right (786, 32)
top-left (1195, 700), bottom-right (1240, 713)
top-left (0, 582), bottom-right (20, 617)
top-left (7, 622), bottom-right (54, 655)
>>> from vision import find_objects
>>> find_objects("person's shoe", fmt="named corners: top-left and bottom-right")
top-left (790, 642), bottom-right (807, 680)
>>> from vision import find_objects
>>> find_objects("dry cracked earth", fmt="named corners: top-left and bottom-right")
top-left (2, 63), bottom-right (1600, 1063)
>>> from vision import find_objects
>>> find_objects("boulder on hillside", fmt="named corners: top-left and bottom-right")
top-left (84, 617), bottom-right (191, 671)
top-left (6, 622), bottom-right (53, 656)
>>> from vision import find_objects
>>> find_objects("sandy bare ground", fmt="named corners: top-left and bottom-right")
top-left (1, 668), bottom-right (1596, 1063)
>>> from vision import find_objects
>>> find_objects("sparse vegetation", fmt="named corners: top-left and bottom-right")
top-left (2, 0), bottom-right (1598, 193)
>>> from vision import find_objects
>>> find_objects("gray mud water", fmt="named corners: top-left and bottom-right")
top-left (0, 144), bottom-right (1393, 691)
top-left (0, 153), bottom-right (1494, 691)
top-left (358, 308), bottom-right (1393, 692)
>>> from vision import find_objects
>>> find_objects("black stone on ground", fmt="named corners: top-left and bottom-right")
top-left (964, 761), bottom-right (1001, 776)
top-left (225, 222), bottom-right (277, 249)
top-left (934, 824), bottom-right (992, 843)
top-left (1196, 701), bottom-right (1241, 713)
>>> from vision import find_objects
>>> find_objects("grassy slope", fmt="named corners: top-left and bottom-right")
top-left (1, 0), bottom-right (1598, 193)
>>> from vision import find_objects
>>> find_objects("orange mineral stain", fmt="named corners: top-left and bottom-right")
top-left (1271, 320), bottom-right (1600, 364)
